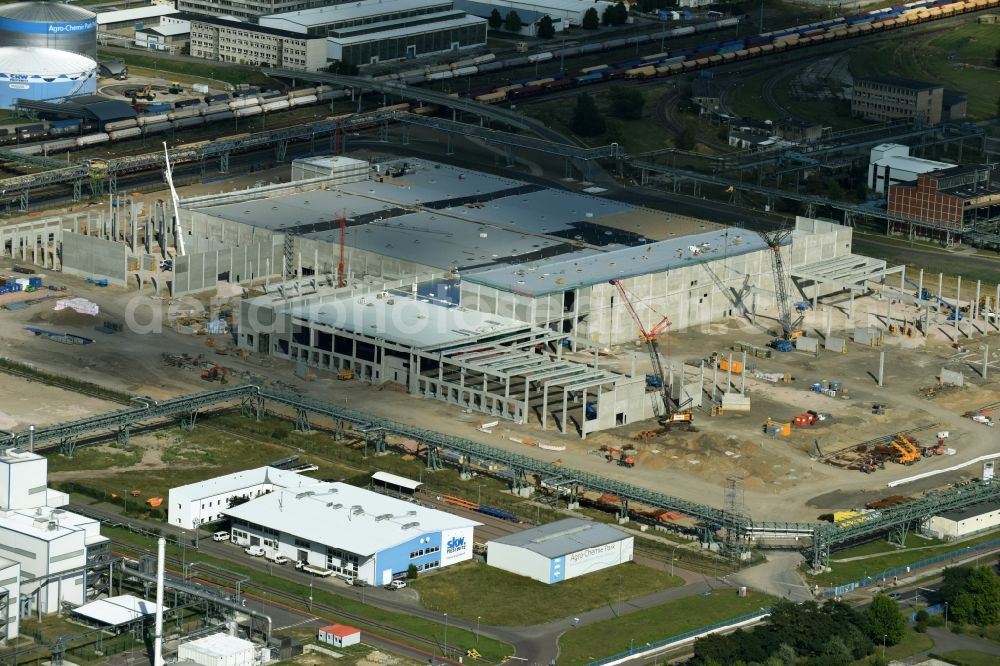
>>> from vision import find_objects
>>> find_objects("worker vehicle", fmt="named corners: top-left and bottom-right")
top-left (609, 279), bottom-right (694, 430)
top-left (201, 364), bottom-right (229, 383)
top-left (265, 551), bottom-right (289, 565)
top-left (385, 580), bottom-right (407, 590)
top-left (244, 545), bottom-right (265, 557)
top-left (972, 414), bottom-right (994, 427)
top-left (338, 368), bottom-right (354, 380)
top-left (212, 531), bottom-right (230, 542)
top-left (604, 447), bottom-right (636, 467)
top-left (168, 81), bottom-right (183, 94)
top-left (758, 229), bottom-right (804, 346)
top-left (295, 561), bottom-right (334, 577)
top-left (133, 85), bottom-right (156, 101)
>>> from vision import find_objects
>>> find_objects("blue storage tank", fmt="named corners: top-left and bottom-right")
top-left (0, 47), bottom-right (96, 110)
top-left (0, 2), bottom-right (96, 59)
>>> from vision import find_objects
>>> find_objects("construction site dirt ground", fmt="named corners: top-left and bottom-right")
top-left (0, 250), bottom-right (998, 524)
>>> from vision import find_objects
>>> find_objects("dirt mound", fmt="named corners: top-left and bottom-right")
top-left (28, 308), bottom-right (98, 328)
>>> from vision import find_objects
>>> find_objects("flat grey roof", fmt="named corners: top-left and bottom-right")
top-left (308, 211), bottom-right (568, 271)
top-left (263, 0), bottom-right (448, 27)
top-left (465, 228), bottom-right (769, 296)
top-left (193, 189), bottom-right (395, 231)
top-left (338, 159), bottom-right (527, 206)
top-left (288, 294), bottom-right (535, 349)
top-left (438, 189), bottom-right (632, 234)
top-left (330, 14), bottom-right (485, 45)
top-left (937, 499), bottom-right (1000, 523)
top-left (488, 518), bottom-right (630, 558)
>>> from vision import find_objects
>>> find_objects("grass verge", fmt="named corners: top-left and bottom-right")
top-left (851, 628), bottom-right (934, 665)
top-left (105, 526), bottom-right (513, 662)
top-left (412, 560), bottom-right (682, 626)
top-left (0, 356), bottom-right (132, 404)
top-left (99, 51), bottom-right (275, 87)
top-left (934, 650), bottom-right (1000, 666)
top-left (556, 590), bottom-right (776, 666)
top-left (805, 530), bottom-right (1000, 587)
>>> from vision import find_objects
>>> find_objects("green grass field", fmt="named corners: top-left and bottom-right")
top-left (104, 526), bottom-right (514, 662)
top-left (849, 23), bottom-right (1000, 120)
top-left (520, 86), bottom-right (677, 154)
top-left (556, 590), bottom-right (776, 666)
top-left (850, 628), bottom-right (934, 665)
top-left (411, 560), bottom-right (682, 626)
top-left (935, 650), bottom-right (1000, 666)
top-left (47, 413), bottom-right (569, 526)
top-left (806, 530), bottom-right (1000, 587)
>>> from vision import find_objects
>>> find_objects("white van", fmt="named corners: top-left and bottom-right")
top-left (265, 551), bottom-right (288, 565)
top-left (212, 531), bottom-right (229, 542)
top-left (244, 545), bottom-right (265, 557)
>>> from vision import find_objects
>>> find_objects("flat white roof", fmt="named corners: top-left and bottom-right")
top-left (96, 6), bottom-right (178, 24)
top-left (372, 471), bottom-right (422, 491)
top-left (873, 155), bottom-right (955, 173)
top-left (0, 507), bottom-right (104, 543)
top-left (263, 0), bottom-right (448, 28)
top-left (169, 466), bottom-right (313, 503)
top-left (73, 595), bottom-right (163, 626)
top-left (181, 633), bottom-right (255, 658)
top-left (223, 481), bottom-right (479, 556)
top-left (329, 15), bottom-right (485, 45)
top-left (287, 295), bottom-right (534, 350)
top-left (143, 22), bottom-right (190, 36)
top-left (0, 448), bottom-right (44, 465)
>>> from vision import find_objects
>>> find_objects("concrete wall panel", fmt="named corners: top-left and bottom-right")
top-left (60, 231), bottom-right (127, 287)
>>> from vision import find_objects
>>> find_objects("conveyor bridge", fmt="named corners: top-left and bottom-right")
top-left (7, 384), bottom-right (1000, 568)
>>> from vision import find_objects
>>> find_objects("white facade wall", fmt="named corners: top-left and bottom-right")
top-left (486, 541), bottom-right (551, 583)
top-left (168, 482), bottom-right (276, 530)
top-left (562, 536), bottom-right (634, 579)
top-left (468, 0), bottom-right (614, 25)
top-left (0, 558), bottom-right (19, 642)
top-left (0, 452), bottom-right (48, 511)
top-left (927, 508), bottom-right (1000, 539)
top-left (319, 627), bottom-right (361, 647)
top-left (0, 518), bottom-right (88, 614)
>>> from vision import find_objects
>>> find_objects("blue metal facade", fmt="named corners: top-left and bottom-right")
top-left (373, 531), bottom-right (442, 584)
top-left (0, 19), bottom-right (97, 58)
top-left (548, 555), bottom-right (565, 583)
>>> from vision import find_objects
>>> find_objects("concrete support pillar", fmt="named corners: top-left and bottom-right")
top-left (918, 269), bottom-right (924, 300)
top-left (561, 390), bottom-right (568, 435)
top-left (974, 280), bottom-right (981, 321)
top-left (878, 351), bottom-right (885, 387)
top-left (541, 384), bottom-right (549, 430)
top-left (580, 388), bottom-right (587, 440)
top-left (984, 345), bottom-right (990, 380)
top-left (886, 298), bottom-right (892, 330)
top-left (938, 272), bottom-right (943, 301)
top-left (751, 292), bottom-right (757, 325)
top-left (523, 380), bottom-right (530, 425)
top-left (727, 352), bottom-right (733, 390)
top-left (900, 265), bottom-right (906, 293)
top-left (955, 275), bottom-right (962, 333)
top-left (825, 306), bottom-right (832, 339)
top-left (849, 290), bottom-right (855, 321)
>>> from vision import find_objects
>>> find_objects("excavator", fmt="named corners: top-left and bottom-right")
top-left (200, 364), bottom-right (229, 384)
top-left (610, 279), bottom-right (694, 430)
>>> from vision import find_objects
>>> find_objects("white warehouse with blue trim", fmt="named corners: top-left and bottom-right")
top-left (486, 518), bottom-right (633, 584)
top-left (221, 474), bottom-right (479, 585)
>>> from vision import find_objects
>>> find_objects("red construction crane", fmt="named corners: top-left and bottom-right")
top-left (337, 210), bottom-right (347, 288)
top-left (610, 279), bottom-right (692, 429)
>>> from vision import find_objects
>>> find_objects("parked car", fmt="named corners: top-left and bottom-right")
top-left (212, 531), bottom-right (229, 542)
top-left (351, 578), bottom-right (369, 587)
top-left (244, 545), bottom-right (265, 557)
top-left (385, 580), bottom-right (407, 590)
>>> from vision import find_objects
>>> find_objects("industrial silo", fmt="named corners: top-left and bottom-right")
top-left (0, 2), bottom-right (97, 59)
top-left (0, 47), bottom-right (97, 109)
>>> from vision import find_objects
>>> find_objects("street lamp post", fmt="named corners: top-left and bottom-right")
top-left (945, 602), bottom-right (949, 629)
top-left (309, 583), bottom-right (313, 611)
top-left (476, 615), bottom-right (481, 648)
top-left (670, 545), bottom-right (679, 578)
top-left (443, 613), bottom-right (449, 660)
top-left (882, 634), bottom-right (886, 659)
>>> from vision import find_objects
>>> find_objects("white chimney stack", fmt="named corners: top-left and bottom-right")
top-left (154, 537), bottom-right (166, 666)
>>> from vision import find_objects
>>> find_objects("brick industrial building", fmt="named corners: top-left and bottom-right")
top-left (887, 165), bottom-right (1000, 243)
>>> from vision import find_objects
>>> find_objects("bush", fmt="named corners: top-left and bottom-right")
top-left (915, 610), bottom-right (929, 623)
top-left (406, 564), bottom-right (419, 580)
top-left (951, 623), bottom-right (964, 634)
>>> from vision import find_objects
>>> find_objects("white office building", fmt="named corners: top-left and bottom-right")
top-left (0, 557), bottom-right (19, 642)
top-left (868, 143), bottom-right (955, 195)
top-left (167, 466), bottom-right (312, 530)
top-left (486, 518), bottom-right (633, 584)
top-left (222, 475), bottom-right (479, 585)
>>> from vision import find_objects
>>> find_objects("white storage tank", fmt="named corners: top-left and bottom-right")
top-left (0, 47), bottom-right (96, 109)
top-left (177, 634), bottom-right (256, 666)
top-left (0, 2), bottom-right (97, 59)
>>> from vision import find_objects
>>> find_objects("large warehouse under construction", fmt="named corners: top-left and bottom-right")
top-left (171, 157), bottom-right (896, 433)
